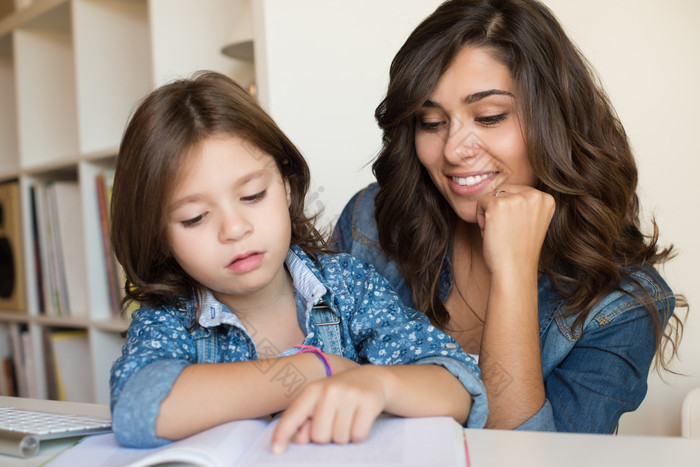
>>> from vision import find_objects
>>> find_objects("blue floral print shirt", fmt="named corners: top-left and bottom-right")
top-left (110, 246), bottom-right (487, 447)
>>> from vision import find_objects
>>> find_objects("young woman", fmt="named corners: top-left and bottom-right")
top-left (334, 0), bottom-right (685, 433)
top-left (109, 71), bottom-right (486, 452)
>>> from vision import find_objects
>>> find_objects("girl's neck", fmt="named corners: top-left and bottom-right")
top-left (213, 266), bottom-right (304, 352)
top-left (213, 266), bottom-right (295, 320)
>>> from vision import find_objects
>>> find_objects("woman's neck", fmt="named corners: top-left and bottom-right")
top-left (443, 221), bottom-right (490, 354)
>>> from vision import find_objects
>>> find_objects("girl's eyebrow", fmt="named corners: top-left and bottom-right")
top-left (234, 168), bottom-right (269, 188)
top-left (423, 89), bottom-right (514, 108)
top-left (169, 168), bottom-right (270, 212)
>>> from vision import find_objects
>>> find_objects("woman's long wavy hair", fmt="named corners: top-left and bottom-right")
top-left (373, 0), bottom-right (684, 368)
top-left (111, 71), bottom-right (329, 314)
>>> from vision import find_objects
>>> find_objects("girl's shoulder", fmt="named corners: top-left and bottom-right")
top-left (129, 296), bottom-right (197, 330)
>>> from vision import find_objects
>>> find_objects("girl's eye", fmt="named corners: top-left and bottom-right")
top-left (476, 114), bottom-right (507, 126)
top-left (241, 190), bottom-right (266, 203)
top-left (181, 213), bottom-right (206, 228)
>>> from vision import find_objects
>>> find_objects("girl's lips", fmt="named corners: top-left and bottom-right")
top-left (227, 251), bottom-right (265, 274)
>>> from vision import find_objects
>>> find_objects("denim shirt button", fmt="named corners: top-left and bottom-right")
top-left (445, 343), bottom-right (457, 349)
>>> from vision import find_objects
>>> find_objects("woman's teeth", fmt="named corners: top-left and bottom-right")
top-left (452, 173), bottom-right (492, 186)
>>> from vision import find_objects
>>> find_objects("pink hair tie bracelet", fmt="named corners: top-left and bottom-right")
top-left (295, 345), bottom-right (333, 377)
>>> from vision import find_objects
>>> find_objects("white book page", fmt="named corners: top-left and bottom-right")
top-left (48, 418), bottom-right (269, 467)
top-left (237, 416), bottom-right (466, 467)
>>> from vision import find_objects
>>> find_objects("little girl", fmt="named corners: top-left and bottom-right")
top-left (109, 71), bottom-right (486, 453)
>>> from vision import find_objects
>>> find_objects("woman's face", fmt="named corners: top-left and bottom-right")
top-left (415, 46), bottom-right (536, 224)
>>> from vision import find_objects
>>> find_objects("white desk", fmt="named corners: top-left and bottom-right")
top-left (3, 396), bottom-right (700, 467)
top-left (0, 396), bottom-right (110, 467)
top-left (464, 428), bottom-right (700, 467)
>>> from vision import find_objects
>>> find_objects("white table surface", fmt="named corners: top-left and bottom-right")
top-left (464, 427), bottom-right (700, 467)
top-left (3, 396), bottom-right (700, 467)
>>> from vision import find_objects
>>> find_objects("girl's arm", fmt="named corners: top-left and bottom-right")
top-left (155, 353), bottom-right (358, 440)
top-left (109, 308), bottom-right (359, 447)
top-left (270, 362), bottom-right (470, 454)
top-left (476, 184), bottom-right (554, 429)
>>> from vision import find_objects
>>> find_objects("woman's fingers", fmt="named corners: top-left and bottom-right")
top-left (476, 185), bottom-right (555, 273)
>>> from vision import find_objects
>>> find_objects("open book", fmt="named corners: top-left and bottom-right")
top-left (48, 415), bottom-right (466, 467)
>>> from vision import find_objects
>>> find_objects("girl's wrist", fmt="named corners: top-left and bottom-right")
top-left (295, 345), bottom-right (333, 377)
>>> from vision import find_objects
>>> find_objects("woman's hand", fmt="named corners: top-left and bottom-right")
top-left (476, 185), bottom-right (555, 276)
top-left (270, 365), bottom-right (386, 454)
top-left (475, 184), bottom-right (554, 428)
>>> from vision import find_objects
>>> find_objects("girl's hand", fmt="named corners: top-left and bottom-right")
top-left (270, 365), bottom-right (386, 454)
top-left (476, 185), bottom-right (555, 276)
top-left (324, 353), bottom-right (361, 374)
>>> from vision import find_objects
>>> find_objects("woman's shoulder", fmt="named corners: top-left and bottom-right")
top-left (588, 264), bottom-right (675, 325)
top-left (334, 183), bottom-right (382, 251)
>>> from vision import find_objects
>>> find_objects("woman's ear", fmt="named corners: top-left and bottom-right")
top-left (285, 179), bottom-right (291, 207)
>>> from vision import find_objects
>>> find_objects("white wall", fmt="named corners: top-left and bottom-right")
top-left (255, 0), bottom-right (699, 436)
top-left (255, 0), bottom-right (443, 232)
top-left (546, 0), bottom-right (700, 437)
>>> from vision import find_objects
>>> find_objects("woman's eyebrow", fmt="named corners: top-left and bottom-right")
top-left (422, 89), bottom-right (514, 108)
top-left (464, 89), bottom-right (514, 104)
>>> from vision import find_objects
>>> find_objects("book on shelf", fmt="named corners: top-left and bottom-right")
top-left (0, 181), bottom-right (26, 313)
top-left (31, 180), bottom-right (88, 318)
top-left (49, 415), bottom-right (467, 467)
top-left (96, 169), bottom-right (128, 319)
top-left (8, 324), bottom-right (36, 398)
top-left (0, 325), bottom-right (16, 396)
top-left (45, 329), bottom-right (94, 403)
top-left (29, 185), bottom-right (45, 314)
top-left (32, 181), bottom-right (59, 316)
top-left (50, 182), bottom-right (89, 318)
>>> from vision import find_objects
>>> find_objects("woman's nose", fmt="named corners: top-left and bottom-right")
top-left (444, 126), bottom-right (485, 166)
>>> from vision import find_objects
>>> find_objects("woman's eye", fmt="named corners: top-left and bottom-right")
top-left (417, 119), bottom-right (445, 131)
top-left (476, 114), bottom-right (507, 126)
top-left (241, 190), bottom-right (266, 203)
top-left (181, 213), bottom-right (205, 227)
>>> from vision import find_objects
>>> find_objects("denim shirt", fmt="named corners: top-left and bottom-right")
top-left (333, 183), bottom-right (676, 433)
top-left (110, 246), bottom-right (487, 447)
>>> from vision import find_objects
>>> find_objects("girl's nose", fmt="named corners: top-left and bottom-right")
top-left (219, 209), bottom-right (252, 242)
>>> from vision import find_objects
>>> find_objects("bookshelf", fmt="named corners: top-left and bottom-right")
top-left (0, 0), bottom-right (255, 405)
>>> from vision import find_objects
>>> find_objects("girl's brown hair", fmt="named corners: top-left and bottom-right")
top-left (111, 71), bottom-right (328, 313)
top-left (372, 0), bottom-right (684, 367)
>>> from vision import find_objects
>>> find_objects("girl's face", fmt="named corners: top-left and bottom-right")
top-left (414, 46), bottom-right (537, 224)
top-left (167, 134), bottom-right (292, 307)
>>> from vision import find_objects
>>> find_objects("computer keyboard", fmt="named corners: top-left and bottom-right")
top-left (0, 406), bottom-right (112, 458)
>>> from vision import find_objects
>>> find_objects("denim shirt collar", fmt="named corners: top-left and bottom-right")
top-left (196, 246), bottom-right (329, 330)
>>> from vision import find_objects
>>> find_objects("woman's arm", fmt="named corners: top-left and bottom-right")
top-left (476, 185), bottom-right (554, 429)
top-left (270, 363), bottom-right (470, 454)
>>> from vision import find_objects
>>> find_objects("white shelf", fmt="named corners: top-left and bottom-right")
top-left (0, 0), bottom-right (255, 405)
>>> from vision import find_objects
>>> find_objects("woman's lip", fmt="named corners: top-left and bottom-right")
top-left (447, 172), bottom-right (497, 196)
top-left (227, 251), bottom-right (265, 274)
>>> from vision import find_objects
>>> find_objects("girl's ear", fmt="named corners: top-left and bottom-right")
top-left (285, 179), bottom-right (291, 207)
